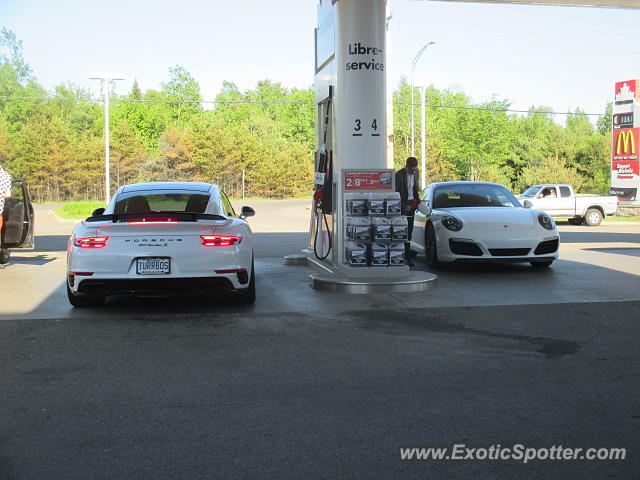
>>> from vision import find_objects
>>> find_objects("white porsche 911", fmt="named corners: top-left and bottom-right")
top-left (412, 181), bottom-right (559, 268)
top-left (67, 182), bottom-right (255, 307)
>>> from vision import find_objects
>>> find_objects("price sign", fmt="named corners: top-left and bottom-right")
top-left (344, 170), bottom-right (394, 191)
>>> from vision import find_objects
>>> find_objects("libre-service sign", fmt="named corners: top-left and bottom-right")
top-left (611, 80), bottom-right (640, 203)
top-left (336, 0), bottom-right (386, 171)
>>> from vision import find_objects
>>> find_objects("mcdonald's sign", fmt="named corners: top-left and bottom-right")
top-left (612, 128), bottom-right (639, 161)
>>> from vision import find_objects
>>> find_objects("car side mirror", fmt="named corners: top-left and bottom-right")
top-left (523, 200), bottom-right (533, 209)
top-left (240, 206), bottom-right (255, 219)
top-left (418, 203), bottom-right (432, 216)
top-left (91, 208), bottom-right (105, 216)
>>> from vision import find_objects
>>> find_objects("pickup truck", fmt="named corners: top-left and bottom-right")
top-left (518, 184), bottom-right (618, 226)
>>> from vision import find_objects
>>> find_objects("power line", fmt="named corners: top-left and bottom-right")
top-left (397, 102), bottom-right (606, 117)
top-left (0, 95), bottom-right (312, 105)
top-left (0, 95), bottom-right (607, 116)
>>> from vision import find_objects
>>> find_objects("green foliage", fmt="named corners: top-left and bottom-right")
top-left (55, 201), bottom-right (105, 219)
top-left (0, 27), bottom-right (32, 84)
top-left (161, 65), bottom-right (203, 124)
top-left (596, 102), bottom-right (612, 135)
top-left (515, 156), bottom-right (585, 194)
top-left (0, 27), bottom-right (615, 202)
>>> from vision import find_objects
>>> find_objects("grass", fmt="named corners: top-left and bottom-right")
top-left (555, 216), bottom-right (640, 223)
top-left (50, 196), bottom-right (313, 219)
top-left (54, 201), bottom-right (106, 219)
top-left (605, 216), bottom-right (640, 222)
top-left (229, 195), bottom-right (312, 202)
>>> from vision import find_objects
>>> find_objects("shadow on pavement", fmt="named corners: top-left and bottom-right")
top-left (583, 247), bottom-right (640, 257)
top-left (251, 232), bottom-right (308, 257)
top-left (8, 254), bottom-right (57, 266)
top-left (34, 235), bottom-right (70, 253)
top-left (559, 230), bottom-right (640, 244)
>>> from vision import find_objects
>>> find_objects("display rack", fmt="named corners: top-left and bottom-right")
top-left (342, 169), bottom-right (409, 269)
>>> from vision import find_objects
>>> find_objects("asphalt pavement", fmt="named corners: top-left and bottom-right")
top-left (1, 302), bottom-right (639, 479)
top-left (0, 202), bottom-right (639, 479)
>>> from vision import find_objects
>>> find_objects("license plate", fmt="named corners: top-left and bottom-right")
top-left (136, 257), bottom-right (170, 275)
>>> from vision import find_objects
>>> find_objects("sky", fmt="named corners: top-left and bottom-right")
top-left (1, 0), bottom-right (639, 119)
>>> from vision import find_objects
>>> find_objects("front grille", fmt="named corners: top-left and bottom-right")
top-left (489, 248), bottom-right (531, 257)
top-left (449, 239), bottom-right (483, 256)
top-left (535, 239), bottom-right (559, 255)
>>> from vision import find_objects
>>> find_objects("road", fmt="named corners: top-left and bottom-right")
top-left (1, 202), bottom-right (639, 479)
top-left (2, 202), bottom-right (638, 318)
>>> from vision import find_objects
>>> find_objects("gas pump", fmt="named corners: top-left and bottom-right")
top-left (311, 88), bottom-right (334, 260)
top-left (305, 0), bottom-right (436, 292)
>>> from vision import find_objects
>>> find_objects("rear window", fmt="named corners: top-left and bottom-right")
top-left (113, 191), bottom-right (210, 214)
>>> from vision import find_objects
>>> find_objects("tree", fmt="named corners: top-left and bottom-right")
top-left (131, 79), bottom-right (142, 101)
top-left (596, 102), bottom-right (612, 135)
top-left (160, 65), bottom-right (202, 124)
top-left (112, 88), bottom-right (170, 150)
top-left (110, 120), bottom-right (149, 188)
top-left (0, 27), bottom-right (620, 201)
top-left (516, 155), bottom-right (584, 193)
top-left (0, 28), bottom-right (32, 84)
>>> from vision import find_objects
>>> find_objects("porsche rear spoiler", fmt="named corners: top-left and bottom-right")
top-left (84, 212), bottom-right (228, 223)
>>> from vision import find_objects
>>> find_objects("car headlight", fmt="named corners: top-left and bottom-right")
top-left (538, 213), bottom-right (555, 230)
top-left (441, 215), bottom-right (463, 231)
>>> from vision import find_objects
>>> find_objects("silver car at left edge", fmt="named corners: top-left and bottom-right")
top-left (66, 182), bottom-right (255, 307)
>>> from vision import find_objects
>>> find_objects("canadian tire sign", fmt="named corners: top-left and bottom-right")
top-left (611, 81), bottom-right (640, 203)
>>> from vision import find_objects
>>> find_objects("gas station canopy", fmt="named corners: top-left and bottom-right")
top-left (429, 0), bottom-right (640, 9)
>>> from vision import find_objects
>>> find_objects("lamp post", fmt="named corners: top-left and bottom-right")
top-left (89, 73), bottom-right (124, 205)
top-left (420, 86), bottom-right (426, 189)
top-left (410, 41), bottom-right (434, 157)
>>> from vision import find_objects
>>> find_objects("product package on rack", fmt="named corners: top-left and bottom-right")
top-left (391, 216), bottom-right (409, 242)
top-left (345, 242), bottom-right (368, 266)
top-left (384, 192), bottom-right (402, 216)
top-left (388, 243), bottom-right (406, 266)
top-left (345, 217), bottom-right (372, 242)
top-left (368, 192), bottom-right (386, 216)
top-left (371, 243), bottom-right (389, 266)
top-left (372, 217), bottom-right (392, 242)
top-left (345, 193), bottom-right (368, 216)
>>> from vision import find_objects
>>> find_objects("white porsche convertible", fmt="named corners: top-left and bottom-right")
top-left (412, 181), bottom-right (559, 268)
top-left (67, 182), bottom-right (255, 307)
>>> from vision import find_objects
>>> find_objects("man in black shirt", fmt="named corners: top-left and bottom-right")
top-left (395, 157), bottom-right (420, 266)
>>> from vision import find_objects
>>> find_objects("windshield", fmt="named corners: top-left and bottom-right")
top-left (113, 191), bottom-right (211, 214)
top-left (520, 186), bottom-right (542, 198)
top-left (432, 184), bottom-right (521, 208)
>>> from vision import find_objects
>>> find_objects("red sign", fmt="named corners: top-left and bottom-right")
top-left (612, 160), bottom-right (639, 179)
top-left (615, 80), bottom-right (640, 105)
top-left (344, 170), bottom-right (393, 190)
top-left (612, 128), bottom-right (639, 161)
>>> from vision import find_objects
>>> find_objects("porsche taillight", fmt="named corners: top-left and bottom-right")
top-left (200, 235), bottom-right (242, 247)
top-left (73, 236), bottom-right (108, 249)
